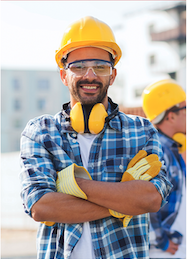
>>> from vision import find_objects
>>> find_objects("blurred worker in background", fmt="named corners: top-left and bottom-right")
top-left (142, 79), bottom-right (186, 258)
top-left (20, 17), bottom-right (172, 259)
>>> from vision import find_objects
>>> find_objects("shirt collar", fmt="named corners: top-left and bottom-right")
top-left (157, 129), bottom-right (182, 150)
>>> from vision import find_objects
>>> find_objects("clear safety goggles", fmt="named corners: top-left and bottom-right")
top-left (64, 59), bottom-right (113, 77)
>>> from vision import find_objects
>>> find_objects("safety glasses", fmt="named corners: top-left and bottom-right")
top-left (172, 106), bottom-right (186, 113)
top-left (65, 59), bottom-right (113, 77)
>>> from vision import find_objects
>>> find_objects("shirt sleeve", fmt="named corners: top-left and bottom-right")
top-left (149, 141), bottom-right (183, 250)
top-left (19, 115), bottom-right (73, 217)
top-left (142, 123), bottom-right (173, 207)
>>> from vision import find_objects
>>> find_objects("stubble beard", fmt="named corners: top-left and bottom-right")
top-left (71, 79), bottom-right (110, 105)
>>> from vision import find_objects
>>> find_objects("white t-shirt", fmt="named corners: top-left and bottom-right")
top-left (149, 173), bottom-right (186, 258)
top-left (70, 133), bottom-right (97, 259)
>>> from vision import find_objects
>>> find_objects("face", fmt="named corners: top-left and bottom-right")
top-left (174, 101), bottom-right (186, 134)
top-left (60, 47), bottom-right (116, 108)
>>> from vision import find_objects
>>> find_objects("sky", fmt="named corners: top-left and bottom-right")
top-left (1, 1), bottom-right (181, 70)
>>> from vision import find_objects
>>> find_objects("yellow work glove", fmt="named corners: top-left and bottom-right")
top-left (109, 150), bottom-right (162, 227)
top-left (41, 221), bottom-right (56, 226)
top-left (121, 150), bottom-right (162, 182)
top-left (56, 163), bottom-right (92, 199)
top-left (42, 163), bottom-right (92, 226)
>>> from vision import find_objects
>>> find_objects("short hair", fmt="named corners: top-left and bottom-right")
top-left (155, 105), bottom-right (180, 125)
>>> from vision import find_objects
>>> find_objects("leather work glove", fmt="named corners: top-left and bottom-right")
top-left (42, 163), bottom-right (92, 226)
top-left (109, 150), bottom-right (162, 227)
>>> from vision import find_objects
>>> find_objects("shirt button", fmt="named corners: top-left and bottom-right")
top-left (72, 139), bottom-right (77, 143)
top-left (119, 165), bottom-right (123, 170)
top-left (72, 133), bottom-right (77, 138)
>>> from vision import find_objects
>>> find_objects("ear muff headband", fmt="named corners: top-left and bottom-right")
top-left (70, 102), bottom-right (108, 134)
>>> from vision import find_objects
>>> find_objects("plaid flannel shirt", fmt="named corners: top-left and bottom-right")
top-left (20, 98), bottom-right (172, 259)
top-left (149, 130), bottom-right (186, 251)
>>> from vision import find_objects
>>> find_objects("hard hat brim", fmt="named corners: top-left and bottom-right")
top-left (55, 40), bottom-right (122, 68)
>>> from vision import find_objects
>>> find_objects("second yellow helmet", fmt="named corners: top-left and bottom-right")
top-left (142, 79), bottom-right (186, 122)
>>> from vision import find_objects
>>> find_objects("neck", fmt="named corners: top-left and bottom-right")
top-left (156, 124), bottom-right (176, 138)
top-left (71, 96), bottom-right (108, 110)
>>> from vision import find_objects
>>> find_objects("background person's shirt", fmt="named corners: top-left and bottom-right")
top-left (149, 131), bottom-right (186, 257)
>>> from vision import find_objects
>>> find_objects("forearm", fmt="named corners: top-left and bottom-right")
top-left (31, 192), bottom-right (110, 224)
top-left (77, 178), bottom-right (162, 215)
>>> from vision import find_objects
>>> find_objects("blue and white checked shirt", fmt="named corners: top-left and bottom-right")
top-left (20, 98), bottom-right (172, 259)
top-left (149, 130), bottom-right (186, 251)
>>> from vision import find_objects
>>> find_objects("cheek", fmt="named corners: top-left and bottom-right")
top-left (66, 73), bottom-right (77, 86)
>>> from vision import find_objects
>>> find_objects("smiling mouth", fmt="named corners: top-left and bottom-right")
top-left (82, 85), bottom-right (97, 90)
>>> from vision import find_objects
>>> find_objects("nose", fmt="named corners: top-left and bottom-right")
top-left (83, 67), bottom-right (97, 78)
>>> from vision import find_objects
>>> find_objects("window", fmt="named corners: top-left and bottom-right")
top-left (135, 87), bottom-right (145, 98)
top-left (14, 119), bottom-right (22, 128)
top-left (37, 79), bottom-right (49, 90)
top-left (168, 72), bottom-right (176, 80)
top-left (149, 24), bottom-right (155, 34)
top-left (12, 78), bottom-right (21, 91)
top-left (37, 99), bottom-right (46, 110)
top-left (149, 55), bottom-right (156, 65)
top-left (14, 99), bottom-right (21, 110)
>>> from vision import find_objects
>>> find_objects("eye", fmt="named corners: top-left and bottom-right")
top-left (70, 63), bottom-right (85, 71)
top-left (95, 65), bottom-right (105, 70)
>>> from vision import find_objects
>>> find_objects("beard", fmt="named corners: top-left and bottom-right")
top-left (70, 79), bottom-right (110, 105)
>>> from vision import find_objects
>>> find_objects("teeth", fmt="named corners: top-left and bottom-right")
top-left (82, 86), bottom-right (97, 89)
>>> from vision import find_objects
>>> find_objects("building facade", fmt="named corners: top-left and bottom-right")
top-left (1, 69), bottom-right (69, 152)
top-left (109, 1), bottom-right (186, 107)
top-left (1, 2), bottom-right (186, 153)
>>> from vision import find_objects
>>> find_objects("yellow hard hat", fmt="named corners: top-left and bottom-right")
top-left (142, 79), bottom-right (186, 122)
top-left (173, 133), bottom-right (186, 153)
top-left (55, 16), bottom-right (122, 68)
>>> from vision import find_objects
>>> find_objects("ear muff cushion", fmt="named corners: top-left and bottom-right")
top-left (89, 103), bottom-right (108, 134)
top-left (70, 102), bottom-right (84, 133)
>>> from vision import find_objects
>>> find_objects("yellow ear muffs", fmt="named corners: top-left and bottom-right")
top-left (70, 102), bottom-right (108, 134)
top-left (89, 103), bottom-right (108, 134)
top-left (173, 133), bottom-right (186, 153)
top-left (70, 102), bottom-right (85, 133)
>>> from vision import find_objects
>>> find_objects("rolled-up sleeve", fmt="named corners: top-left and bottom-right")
top-left (20, 124), bottom-right (57, 217)
top-left (19, 115), bottom-right (73, 217)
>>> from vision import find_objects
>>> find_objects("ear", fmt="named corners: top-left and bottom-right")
top-left (167, 111), bottom-right (176, 122)
top-left (109, 68), bottom-right (117, 85)
top-left (60, 69), bottom-right (68, 86)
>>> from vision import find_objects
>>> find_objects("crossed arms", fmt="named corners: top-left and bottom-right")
top-left (31, 178), bottom-right (162, 224)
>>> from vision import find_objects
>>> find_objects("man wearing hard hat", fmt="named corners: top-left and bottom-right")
top-left (142, 79), bottom-right (186, 258)
top-left (20, 17), bottom-right (172, 259)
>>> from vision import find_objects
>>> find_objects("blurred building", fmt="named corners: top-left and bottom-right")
top-left (1, 69), bottom-right (69, 153)
top-left (1, 2), bottom-right (186, 153)
top-left (109, 1), bottom-right (186, 107)
top-left (150, 3), bottom-right (186, 61)
top-left (149, 2), bottom-right (186, 85)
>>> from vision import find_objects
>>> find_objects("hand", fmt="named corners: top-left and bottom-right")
top-left (109, 150), bottom-right (162, 227)
top-left (42, 164), bottom-right (92, 226)
top-left (121, 150), bottom-right (162, 182)
top-left (56, 163), bottom-right (92, 199)
top-left (166, 240), bottom-right (179, 255)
